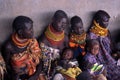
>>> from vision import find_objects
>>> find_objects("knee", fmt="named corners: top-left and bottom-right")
top-left (53, 73), bottom-right (64, 80)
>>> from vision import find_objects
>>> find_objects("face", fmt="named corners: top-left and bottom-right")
top-left (63, 49), bottom-right (73, 60)
top-left (90, 44), bottom-right (99, 55)
top-left (73, 22), bottom-right (84, 35)
top-left (18, 22), bottom-right (34, 39)
top-left (98, 15), bottom-right (109, 28)
top-left (53, 18), bottom-right (67, 32)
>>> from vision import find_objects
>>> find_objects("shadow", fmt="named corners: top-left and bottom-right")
top-left (0, 17), bottom-right (13, 51)
top-left (86, 11), bottom-right (96, 33)
top-left (0, 17), bottom-right (13, 46)
top-left (113, 29), bottom-right (120, 43)
top-left (112, 14), bottom-right (120, 43)
top-left (0, 17), bottom-right (14, 80)
top-left (36, 11), bottom-right (54, 41)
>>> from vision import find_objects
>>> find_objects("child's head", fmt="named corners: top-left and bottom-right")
top-left (70, 16), bottom-right (84, 35)
top-left (62, 47), bottom-right (73, 60)
top-left (52, 10), bottom-right (68, 32)
top-left (86, 39), bottom-right (100, 55)
top-left (76, 71), bottom-right (92, 80)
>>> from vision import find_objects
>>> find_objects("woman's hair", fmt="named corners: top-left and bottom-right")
top-left (53, 10), bottom-right (68, 20)
top-left (70, 16), bottom-right (83, 29)
top-left (12, 16), bottom-right (33, 32)
top-left (94, 10), bottom-right (110, 21)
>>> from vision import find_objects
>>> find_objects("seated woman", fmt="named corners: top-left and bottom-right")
top-left (82, 39), bottom-right (107, 80)
top-left (2, 16), bottom-right (42, 80)
top-left (53, 47), bottom-right (82, 80)
top-left (39, 10), bottom-right (68, 79)
top-left (0, 52), bottom-right (6, 80)
top-left (88, 10), bottom-right (120, 80)
top-left (69, 16), bottom-right (87, 67)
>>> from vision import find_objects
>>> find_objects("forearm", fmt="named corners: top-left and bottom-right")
top-left (28, 61), bottom-right (43, 79)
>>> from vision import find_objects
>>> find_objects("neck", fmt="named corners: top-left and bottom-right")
top-left (16, 34), bottom-right (28, 41)
top-left (12, 33), bottom-right (31, 48)
top-left (70, 31), bottom-right (86, 44)
top-left (94, 20), bottom-right (107, 30)
top-left (90, 20), bottom-right (108, 37)
top-left (45, 25), bottom-right (65, 45)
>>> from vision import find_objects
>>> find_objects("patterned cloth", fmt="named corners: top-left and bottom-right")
top-left (83, 52), bottom-right (102, 72)
top-left (88, 32), bottom-right (120, 80)
top-left (54, 59), bottom-right (82, 80)
top-left (69, 33), bottom-right (86, 58)
top-left (0, 54), bottom-right (6, 80)
top-left (58, 59), bottom-right (82, 79)
top-left (40, 42), bottom-right (60, 79)
top-left (69, 42), bottom-right (85, 58)
top-left (82, 52), bottom-right (107, 80)
top-left (11, 39), bottom-right (41, 77)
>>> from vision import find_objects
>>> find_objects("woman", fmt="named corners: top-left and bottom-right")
top-left (2, 16), bottom-right (42, 80)
top-left (39, 10), bottom-right (68, 79)
top-left (88, 10), bottom-right (120, 80)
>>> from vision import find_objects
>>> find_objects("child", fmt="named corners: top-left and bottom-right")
top-left (82, 39), bottom-right (107, 80)
top-left (69, 16), bottom-right (87, 69)
top-left (53, 47), bottom-right (82, 80)
top-left (69, 16), bottom-right (86, 58)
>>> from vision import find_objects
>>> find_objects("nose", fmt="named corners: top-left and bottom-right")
top-left (30, 28), bottom-right (34, 34)
top-left (62, 23), bottom-right (67, 29)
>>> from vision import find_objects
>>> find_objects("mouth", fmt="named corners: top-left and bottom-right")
top-left (58, 28), bottom-right (64, 31)
top-left (77, 30), bottom-right (84, 35)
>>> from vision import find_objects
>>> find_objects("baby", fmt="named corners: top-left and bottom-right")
top-left (53, 47), bottom-right (82, 80)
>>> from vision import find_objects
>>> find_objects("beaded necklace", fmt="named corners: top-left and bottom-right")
top-left (90, 20), bottom-right (108, 37)
top-left (12, 33), bottom-right (31, 48)
top-left (69, 32), bottom-right (86, 56)
top-left (69, 32), bottom-right (86, 45)
top-left (45, 25), bottom-right (65, 45)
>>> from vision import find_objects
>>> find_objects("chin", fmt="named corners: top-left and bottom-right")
top-left (25, 36), bottom-right (33, 39)
top-left (77, 32), bottom-right (82, 35)
top-left (57, 29), bottom-right (64, 32)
